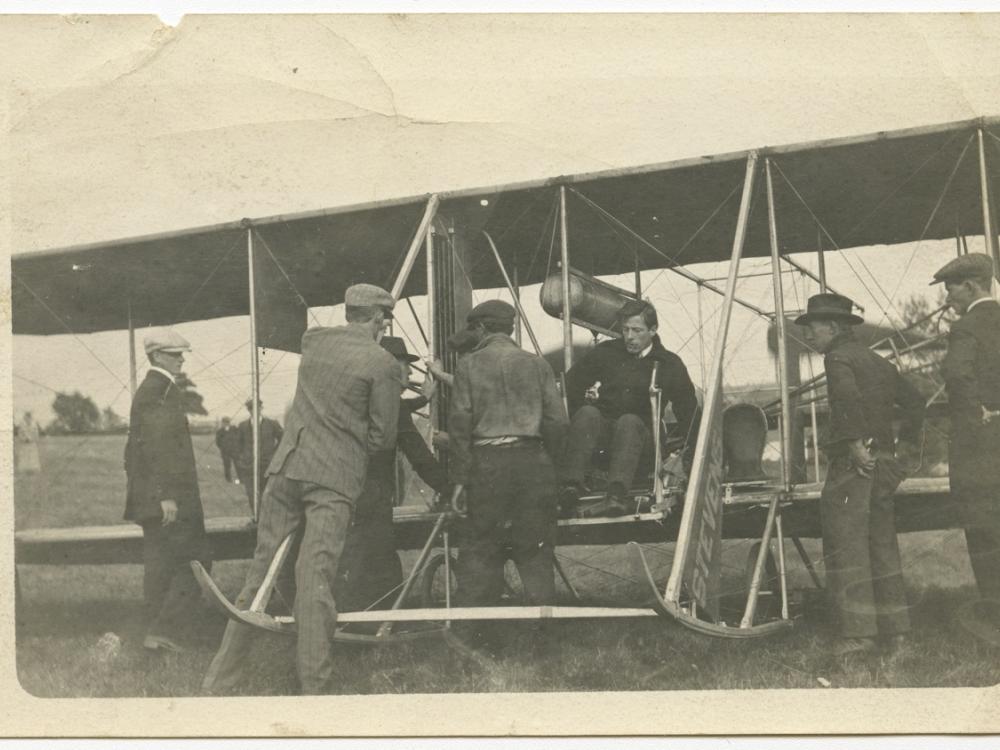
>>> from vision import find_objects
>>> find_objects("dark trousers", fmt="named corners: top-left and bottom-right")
top-left (952, 478), bottom-right (1000, 601)
top-left (141, 518), bottom-right (211, 640)
top-left (459, 444), bottom-right (557, 608)
top-left (336, 475), bottom-right (403, 612)
top-left (563, 405), bottom-right (650, 490)
top-left (820, 455), bottom-right (909, 639)
top-left (203, 474), bottom-right (352, 695)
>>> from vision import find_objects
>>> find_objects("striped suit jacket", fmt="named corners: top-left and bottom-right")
top-left (267, 325), bottom-right (402, 501)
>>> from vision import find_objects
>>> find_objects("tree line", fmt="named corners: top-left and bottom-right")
top-left (42, 374), bottom-right (207, 435)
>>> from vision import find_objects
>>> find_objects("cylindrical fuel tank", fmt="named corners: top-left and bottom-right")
top-left (539, 267), bottom-right (635, 336)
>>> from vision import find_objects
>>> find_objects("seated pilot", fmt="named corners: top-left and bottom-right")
top-left (560, 299), bottom-right (700, 516)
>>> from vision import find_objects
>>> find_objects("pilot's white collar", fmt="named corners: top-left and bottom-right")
top-left (638, 343), bottom-right (653, 359)
top-left (966, 296), bottom-right (995, 314)
top-left (149, 366), bottom-right (176, 384)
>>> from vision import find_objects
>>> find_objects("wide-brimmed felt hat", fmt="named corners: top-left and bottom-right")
top-left (930, 253), bottom-right (996, 285)
top-left (793, 293), bottom-right (864, 326)
top-left (380, 336), bottom-right (419, 362)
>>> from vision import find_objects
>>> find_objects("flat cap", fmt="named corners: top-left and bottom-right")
top-left (345, 283), bottom-right (395, 317)
top-left (467, 299), bottom-right (516, 323)
top-left (380, 335), bottom-right (419, 362)
top-left (930, 253), bottom-right (996, 285)
top-left (143, 328), bottom-right (191, 356)
top-left (446, 328), bottom-right (479, 354)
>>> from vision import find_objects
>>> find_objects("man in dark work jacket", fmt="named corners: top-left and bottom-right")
top-left (798, 293), bottom-right (925, 658)
top-left (336, 336), bottom-right (450, 613)
top-left (932, 253), bottom-right (1000, 607)
top-left (561, 299), bottom-right (700, 516)
top-left (124, 329), bottom-right (211, 653)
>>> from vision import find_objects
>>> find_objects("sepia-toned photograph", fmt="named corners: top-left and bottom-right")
top-left (4, 10), bottom-right (1000, 736)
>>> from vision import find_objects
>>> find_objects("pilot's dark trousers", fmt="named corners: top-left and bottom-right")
top-left (562, 405), bottom-right (650, 491)
top-left (141, 518), bottom-right (211, 640)
top-left (459, 443), bottom-right (557, 609)
top-left (203, 474), bottom-right (352, 695)
top-left (820, 454), bottom-right (910, 639)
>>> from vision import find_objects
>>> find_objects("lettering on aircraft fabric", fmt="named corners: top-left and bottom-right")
top-left (681, 382), bottom-right (724, 621)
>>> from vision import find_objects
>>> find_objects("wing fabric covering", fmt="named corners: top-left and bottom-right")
top-left (12, 120), bottom-right (1000, 336)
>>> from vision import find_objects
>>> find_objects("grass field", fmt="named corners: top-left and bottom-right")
top-left (13, 434), bottom-right (1000, 696)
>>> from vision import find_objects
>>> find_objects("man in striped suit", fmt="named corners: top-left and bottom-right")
top-left (203, 283), bottom-right (402, 695)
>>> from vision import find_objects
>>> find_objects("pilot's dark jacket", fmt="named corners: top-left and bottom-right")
top-left (565, 335), bottom-right (700, 449)
top-left (942, 298), bottom-right (1000, 600)
top-left (822, 332), bottom-right (925, 454)
top-left (124, 368), bottom-right (210, 641)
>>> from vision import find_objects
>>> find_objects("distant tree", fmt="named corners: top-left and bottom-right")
top-left (175, 373), bottom-right (208, 416)
top-left (101, 406), bottom-right (127, 433)
top-left (50, 391), bottom-right (101, 434)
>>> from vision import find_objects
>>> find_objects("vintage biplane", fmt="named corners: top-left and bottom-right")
top-left (13, 115), bottom-right (1000, 642)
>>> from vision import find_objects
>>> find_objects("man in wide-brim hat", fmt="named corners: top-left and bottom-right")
top-left (932, 253), bottom-right (1000, 613)
top-left (797, 293), bottom-right (925, 659)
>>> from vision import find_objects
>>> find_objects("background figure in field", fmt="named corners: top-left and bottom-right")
top-left (214, 416), bottom-right (240, 484)
top-left (234, 399), bottom-right (283, 504)
top-left (14, 411), bottom-right (42, 475)
top-left (124, 329), bottom-right (211, 653)
top-left (933, 254), bottom-right (1000, 611)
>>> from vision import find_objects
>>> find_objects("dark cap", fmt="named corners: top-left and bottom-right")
top-left (446, 328), bottom-right (479, 354)
top-left (467, 299), bottom-right (516, 324)
top-left (930, 253), bottom-right (995, 285)
top-left (245, 398), bottom-right (262, 408)
top-left (380, 336), bottom-right (419, 362)
top-left (793, 293), bottom-right (864, 326)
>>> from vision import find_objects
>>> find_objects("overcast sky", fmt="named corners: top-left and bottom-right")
top-left (6, 14), bottom-right (999, 423)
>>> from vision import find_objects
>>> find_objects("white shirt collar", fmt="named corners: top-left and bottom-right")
top-left (149, 366), bottom-right (176, 384)
top-left (639, 343), bottom-right (653, 359)
top-left (966, 296), bottom-right (995, 314)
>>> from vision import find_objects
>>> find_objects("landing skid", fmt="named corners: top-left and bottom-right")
top-left (629, 542), bottom-right (793, 639)
top-left (191, 561), bottom-right (446, 644)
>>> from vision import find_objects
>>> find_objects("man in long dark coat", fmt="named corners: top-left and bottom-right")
top-left (124, 329), bottom-right (211, 653)
top-left (933, 253), bottom-right (1000, 605)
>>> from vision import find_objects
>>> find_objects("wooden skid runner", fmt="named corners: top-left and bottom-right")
top-left (191, 561), bottom-right (658, 636)
top-left (629, 542), bottom-right (793, 639)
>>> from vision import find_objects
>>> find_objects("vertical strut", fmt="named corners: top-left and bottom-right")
top-left (127, 299), bottom-right (138, 398)
top-left (246, 227), bottom-right (262, 520)
top-left (665, 152), bottom-right (758, 605)
top-left (977, 129), bottom-right (1000, 278)
top-left (559, 186), bottom-right (573, 372)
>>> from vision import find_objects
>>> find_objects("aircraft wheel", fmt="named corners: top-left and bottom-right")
top-left (419, 552), bottom-right (459, 608)
top-left (743, 542), bottom-right (780, 624)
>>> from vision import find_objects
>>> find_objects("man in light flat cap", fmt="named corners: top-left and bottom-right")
top-left (124, 328), bottom-right (211, 653)
top-left (205, 282), bottom-right (401, 695)
top-left (933, 253), bottom-right (1000, 609)
top-left (449, 299), bottom-right (568, 654)
top-left (798, 293), bottom-right (925, 658)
